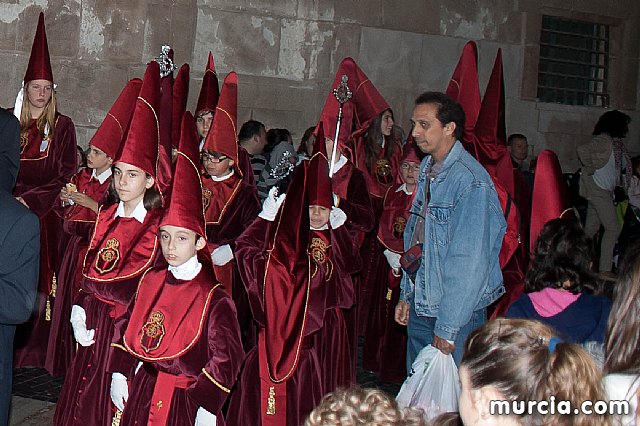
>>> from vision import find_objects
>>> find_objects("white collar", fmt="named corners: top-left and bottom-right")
top-left (168, 255), bottom-right (202, 280)
top-left (114, 199), bottom-right (147, 223)
top-left (332, 154), bottom-right (348, 174)
top-left (92, 168), bottom-right (113, 184)
top-left (395, 183), bottom-right (414, 195)
top-left (310, 224), bottom-right (329, 230)
top-left (211, 169), bottom-right (234, 182)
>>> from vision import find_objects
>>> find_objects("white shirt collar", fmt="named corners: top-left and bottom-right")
top-left (211, 169), bottom-right (235, 182)
top-left (310, 224), bottom-right (329, 230)
top-left (114, 199), bottom-right (147, 223)
top-left (168, 255), bottom-right (202, 280)
top-left (92, 168), bottom-right (113, 184)
top-left (332, 154), bottom-right (348, 174)
top-left (395, 183), bottom-right (413, 195)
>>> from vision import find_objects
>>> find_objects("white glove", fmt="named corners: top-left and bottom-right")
top-left (70, 305), bottom-right (96, 347)
top-left (383, 249), bottom-right (402, 271)
top-left (195, 407), bottom-right (217, 426)
top-left (211, 244), bottom-right (233, 266)
top-left (258, 187), bottom-right (286, 221)
top-left (329, 207), bottom-right (347, 229)
top-left (110, 372), bottom-right (129, 412)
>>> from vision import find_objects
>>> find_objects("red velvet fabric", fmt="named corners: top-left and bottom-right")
top-left (195, 52), bottom-right (220, 117)
top-left (351, 135), bottom-right (403, 200)
top-left (203, 72), bottom-right (239, 166)
top-left (172, 64), bottom-right (190, 150)
top-left (13, 114), bottom-right (77, 369)
top-left (45, 168), bottom-right (110, 376)
top-left (91, 79), bottom-right (142, 159)
top-left (161, 112), bottom-right (206, 238)
top-left (445, 41), bottom-right (481, 156)
top-left (24, 12), bottom-right (53, 83)
top-left (307, 127), bottom-right (333, 209)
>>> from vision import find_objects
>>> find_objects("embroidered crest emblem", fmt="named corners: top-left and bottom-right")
top-left (393, 216), bottom-right (407, 239)
top-left (95, 238), bottom-right (121, 274)
top-left (140, 311), bottom-right (166, 352)
top-left (375, 159), bottom-right (393, 184)
top-left (309, 237), bottom-right (333, 280)
top-left (20, 133), bottom-right (29, 154)
top-left (202, 187), bottom-right (212, 211)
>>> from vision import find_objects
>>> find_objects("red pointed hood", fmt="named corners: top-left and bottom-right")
top-left (530, 150), bottom-right (574, 253)
top-left (172, 64), bottom-right (190, 150)
top-left (24, 12), bottom-right (53, 83)
top-left (474, 48), bottom-right (514, 197)
top-left (401, 137), bottom-right (422, 164)
top-left (318, 57), bottom-right (389, 156)
top-left (445, 41), bottom-right (481, 155)
top-left (90, 79), bottom-right (142, 159)
top-left (160, 111), bottom-right (206, 239)
top-left (195, 52), bottom-right (220, 117)
top-left (202, 72), bottom-right (239, 166)
top-left (117, 61), bottom-right (164, 200)
top-left (307, 122), bottom-right (333, 209)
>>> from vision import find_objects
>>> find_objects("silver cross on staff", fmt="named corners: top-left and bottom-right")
top-left (329, 75), bottom-right (352, 177)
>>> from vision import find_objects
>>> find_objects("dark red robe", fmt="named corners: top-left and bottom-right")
top-left (202, 173), bottom-right (260, 350)
top-left (226, 218), bottom-right (330, 426)
top-left (45, 168), bottom-right (110, 377)
top-left (362, 185), bottom-right (411, 383)
top-left (53, 203), bottom-right (161, 426)
top-left (108, 263), bottom-right (244, 426)
top-left (13, 114), bottom-right (77, 368)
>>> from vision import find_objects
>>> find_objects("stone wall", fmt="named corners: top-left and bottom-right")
top-left (1, 0), bottom-right (639, 170)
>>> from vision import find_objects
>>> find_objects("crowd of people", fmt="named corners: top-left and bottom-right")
top-left (1, 12), bottom-right (640, 426)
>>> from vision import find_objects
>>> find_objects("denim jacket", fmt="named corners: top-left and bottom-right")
top-left (400, 141), bottom-right (506, 341)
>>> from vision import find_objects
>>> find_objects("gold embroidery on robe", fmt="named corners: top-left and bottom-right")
top-left (140, 311), bottom-right (166, 352)
top-left (95, 238), bottom-right (121, 274)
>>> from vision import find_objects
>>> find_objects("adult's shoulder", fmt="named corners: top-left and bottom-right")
top-left (0, 191), bottom-right (39, 238)
top-left (0, 107), bottom-right (18, 123)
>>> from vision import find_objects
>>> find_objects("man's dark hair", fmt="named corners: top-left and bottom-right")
top-left (415, 92), bottom-right (465, 141)
top-left (507, 133), bottom-right (527, 146)
top-left (592, 110), bottom-right (631, 138)
top-left (238, 120), bottom-right (265, 142)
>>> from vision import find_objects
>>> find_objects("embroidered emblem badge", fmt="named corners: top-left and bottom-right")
top-left (309, 237), bottom-right (333, 280)
top-left (140, 311), bottom-right (166, 352)
top-left (95, 238), bottom-right (121, 274)
top-left (393, 216), bottom-right (407, 239)
top-left (375, 159), bottom-right (393, 184)
top-left (202, 187), bottom-right (212, 211)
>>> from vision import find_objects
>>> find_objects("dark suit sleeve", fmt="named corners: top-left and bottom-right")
top-left (0, 110), bottom-right (20, 192)
top-left (0, 209), bottom-right (40, 325)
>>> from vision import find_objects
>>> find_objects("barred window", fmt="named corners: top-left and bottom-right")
top-left (537, 15), bottom-right (609, 107)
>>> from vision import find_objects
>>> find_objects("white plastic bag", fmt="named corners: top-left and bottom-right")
top-left (396, 345), bottom-right (461, 420)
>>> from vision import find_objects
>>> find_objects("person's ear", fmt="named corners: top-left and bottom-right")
top-left (106, 157), bottom-right (114, 167)
top-left (228, 159), bottom-right (235, 168)
top-left (195, 236), bottom-right (206, 251)
top-left (477, 386), bottom-right (503, 421)
top-left (145, 176), bottom-right (155, 190)
top-left (445, 122), bottom-right (456, 137)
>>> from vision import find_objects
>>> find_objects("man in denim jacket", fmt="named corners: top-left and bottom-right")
top-left (395, 92), bottom-right (505, 367)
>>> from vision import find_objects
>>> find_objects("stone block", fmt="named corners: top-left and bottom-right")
top-left (334, 0), bottom-right (382, 27)
top-left (380, 0), bottom-right (439, 34)
top-left (505, 98), bottom-right (539, 144)
top-left (476, 40), bottom-right (522, 100)
top-left (537, 107), bottom-right (591, 135)
top-left (439, 1), bottom-right (517, 40)
top-left (16, 2), bottom-right (81, 58)
top-left (79, 1), bottom-right (146, 62)
top-left (142, 3), bottom-right (196, 65)
top-left (418, 35), bottom-right (469, 92)
top-left (0, 6), bottom-right (19, 51)
top-left (75, 125), bottom-right (98, 150)
top-left (197, 0), bottom-right (296, 18)
top-left (278, 19), bottom-right (334, 81)
top-left (193, 8), bottom-right (280, 77)
top-left (295, 0), bottom-right (335, 22)
top-left (54, 61), bottom-right (130, 127)
top-left (520, 44), bottom-right (539, 99)
top-left (610, 58), bottom-right (639, 110)
top-left (0, 53), bottom-right (27, 107)
top-left (358, 27), bottom-right (423, 90)
top-left (330, 24), bottom-right (361, 73)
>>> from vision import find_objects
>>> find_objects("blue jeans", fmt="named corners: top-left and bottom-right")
top-left (406, 304), bottom-right (486, 372)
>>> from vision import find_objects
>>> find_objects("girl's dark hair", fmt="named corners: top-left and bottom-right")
top-left (362, 108), bottom-right (397, 174)
top-left (298, 126), bottom-right (316, 155)
top-left (462, 319), bottom-right (610, 426)
top-left (604, 240), bottom-right (640, 375)
top-left (105, 170), bottom-right (162, 211)
top-left (592, 110), bottom-right (631, 138)
top-left (525, 218), bottom-right (597, 294)
top-left (265, 128), bottom-right (292, 154)
top-left (77, 145), bottom-right (87, 168)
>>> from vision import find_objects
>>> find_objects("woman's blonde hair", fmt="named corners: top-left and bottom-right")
top-left (462, 319), bottom-right (611, 426)
top-left (20, 81), bottom-right (57, 139)
top-left (304, 386), bottom-right (426, 426)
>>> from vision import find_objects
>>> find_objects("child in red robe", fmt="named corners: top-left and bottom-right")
top-left (107, 112), bottom-right (244, 426)
top-left (53, 62), bottom-right (166, 426)
top-left (45, 79), bottom-right (142, 377)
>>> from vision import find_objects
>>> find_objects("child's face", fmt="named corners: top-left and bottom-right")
top-left (201, 150), bottom-right (234, 177)
top-left (86, 145), bottom-right (112, 173)
top-left (400, 161), bottom-right (420, 186)
top-left (195, 111), bottom-right (214, 139)
top-left (113, 161), bottom-right (154, 205)
top-left (309, 205), bottom-right (330, 229)
top-left (159, 225), bottom-right (204, 267)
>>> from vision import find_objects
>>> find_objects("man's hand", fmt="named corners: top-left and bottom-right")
top-left (432, 334), bottom-right (455, 355)
top-left (394, 300), bottom-right (409, 326)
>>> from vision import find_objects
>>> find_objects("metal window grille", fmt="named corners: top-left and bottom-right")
top-left (537, 15), bottom-right (609, 107)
